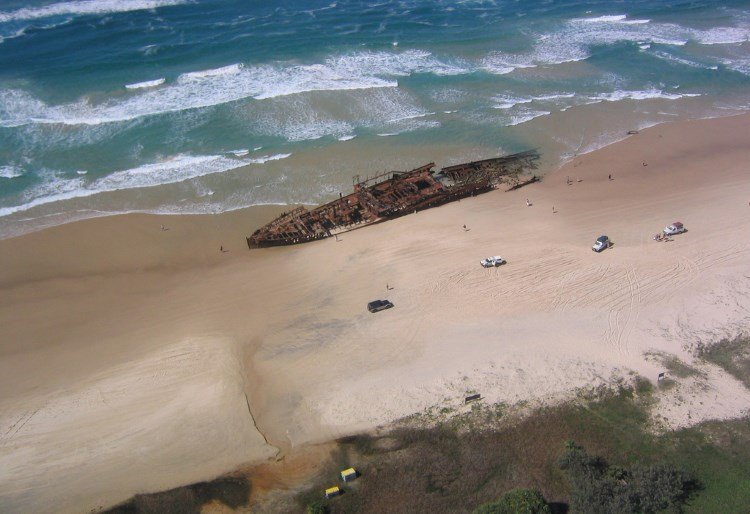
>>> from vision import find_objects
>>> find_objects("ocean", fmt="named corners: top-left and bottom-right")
top-left (1, 0), bottom-right (749, 238)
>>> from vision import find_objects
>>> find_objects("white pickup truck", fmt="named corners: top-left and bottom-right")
top-left (480, 256), bottom-right (506, 268)
top-left (663, 221), bottom-right (686, 236)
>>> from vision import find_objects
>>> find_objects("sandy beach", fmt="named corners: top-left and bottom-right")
top-left (2, 114), bottom-right (750, 513)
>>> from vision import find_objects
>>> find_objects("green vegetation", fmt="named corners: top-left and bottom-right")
top-left (307, 500), bottom-right (328, 513)
top-left (646, 351), bottom-right (704, 379)
top-left (697, 335), bottom-right (750, 388)
top-left (294, 380), bottom-right (750, 513)
top-left (559, 441), bottom-right (695, 512)
top-left (472, 488), bottom-right (551, 514)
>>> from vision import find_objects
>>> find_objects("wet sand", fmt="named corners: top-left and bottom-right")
top-left (2, 114), bottom-right (750, 513)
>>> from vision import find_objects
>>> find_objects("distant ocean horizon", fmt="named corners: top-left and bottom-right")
top-left (1, 0), bottom-right (749, 238)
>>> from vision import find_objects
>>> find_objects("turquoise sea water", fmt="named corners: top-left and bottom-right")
top-left (1, 0), bottom-right (749, 237)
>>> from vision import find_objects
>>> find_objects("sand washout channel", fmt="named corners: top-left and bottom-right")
top-left (0, 337), bottom-right (277, 513)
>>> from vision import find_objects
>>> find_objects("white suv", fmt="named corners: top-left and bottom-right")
top-left (592, 235), bottom-right (611, 252)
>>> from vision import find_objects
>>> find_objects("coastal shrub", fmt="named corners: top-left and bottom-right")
top-left (307, 500), bottom-right (328, 513)
top-left (559, 441), bottom-right (695, 513)
top-left (472, 488), bottom-right (551, 514)
top-left (696, 335), bottom-right (750, 388)
top-left (633, 376), bottom-right (654, 397)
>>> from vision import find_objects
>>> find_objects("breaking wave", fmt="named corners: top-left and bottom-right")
top-left (125, 78), bottom-right (166, 90)
top-left (0, 50), bottom-right (466, 127)
top-left (507, 110), bottom-right (551, 126)
top-left (0, 0), bottom-right (187, 23)
top-left (0, 153), bottom-right (283, 217)
top-left (493, 93), bottom-right (574, 110)
top-left (0, 165), bottom-right (24, 179)
top-left (589, 89), bottom-right (701, 103)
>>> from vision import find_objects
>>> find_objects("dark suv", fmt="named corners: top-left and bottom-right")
top-left (367, 299), bottom-right (394, 313)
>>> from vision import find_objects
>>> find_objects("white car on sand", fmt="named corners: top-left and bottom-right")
top-left (663, 221), bottom-right (686, 236)
top-left (480, 256), bottom-right (506, 268)
top-left (592, 235), bottom-right (611, 252)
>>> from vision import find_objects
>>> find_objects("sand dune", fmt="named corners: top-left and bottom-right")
top-left (1, 114), bottom-right (750, 512)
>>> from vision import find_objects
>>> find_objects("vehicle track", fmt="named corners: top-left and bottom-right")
top-left (2, 408), bottom-right (40, 441)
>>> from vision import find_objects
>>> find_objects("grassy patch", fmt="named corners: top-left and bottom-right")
top-left (646, 351), bottom-right (704, 379)
top-left (697, 335), bottom-right (750, 388)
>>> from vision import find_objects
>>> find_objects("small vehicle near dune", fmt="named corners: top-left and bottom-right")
top-left (480, 256), bottom-right (506, 268)
top-left (367, 299), bottom-right (394, 313)
top-left (592, 235), bottom-right (611, 252)
top-left (663, 221), bottom-right (686, 236)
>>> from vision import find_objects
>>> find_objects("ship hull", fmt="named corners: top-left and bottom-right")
top-left (247, 151), bottom-right (538, 248)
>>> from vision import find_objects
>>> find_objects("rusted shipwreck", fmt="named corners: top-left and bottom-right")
top-left (247, 150), bottom-right (539, 248)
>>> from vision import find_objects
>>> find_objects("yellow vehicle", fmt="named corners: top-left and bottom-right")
top-left (325, 486), bottom-right (341, 499)
top-left (341, 467), bottom-right (358, 482)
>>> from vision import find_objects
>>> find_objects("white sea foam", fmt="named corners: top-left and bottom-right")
top-left (386, 111), bottom-right (435, 123)
top-left (0, 165), bottom-right (24, 178)
top-left (525, 13), bottom-right (747, 67)
top-left (125, 78), bottom-right (166, 90)
top-left (0, 27), bottom-right (27, 44)
top-left (0, 154), bottom-right (252, 217)
top-left (0, 0), bottom-right (187, 23)
top-left (649, 50), bottom-right (718, 70)
top-left (0, 50), bottom-right (466, 128)
top-left (246, 153), bottom-right (291, 164)
top-left (254, 112), bottom-right (354, 142)
top-left (590, 89), bottom-right (701, 103)
top-left (492, 93), bottom-right (574, 110)
top-left (76, 170), bottom-right (88, 175)
top-left (535, 93), bottom-right (575, 101)
top-left (694, 27), bottom-right (750, 45)
top-left (140, 44), bottom-right (159, 56)
top-left (492, 96), bottom-right (533, 110)
top-left (480, 52), bottom-right (537, 75)
top-left (337, 135), bottom-right (356, 141)
top-left (181, 64), bottom-right (243, 79)
top-left (245, 85), bottom-right (435, 142)
top-left (572, 14), bottom-right (652, 25)
top-left (229, 149), bottom-right (249, 157)
top-left (573, 15), bottom-right (627, 23)
top-left (721, 57), bottom-right (750, 76)
top-left (507, 110), bottom-right (551, 126)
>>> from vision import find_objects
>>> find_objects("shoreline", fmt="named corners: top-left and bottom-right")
top-left (0, 101), bottom-right (741, 243)
top-left (2, 113), bottom-right (750, 513)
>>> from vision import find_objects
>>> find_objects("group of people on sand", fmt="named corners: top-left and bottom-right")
top-left (653, 233), bottom-right (671, 242)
